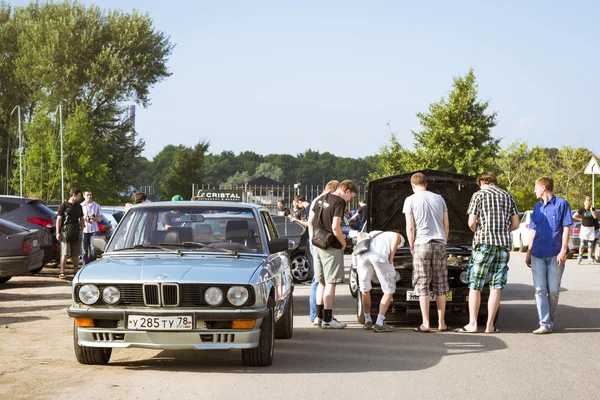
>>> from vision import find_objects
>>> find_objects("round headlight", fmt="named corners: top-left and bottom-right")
top-left (395, 271), bottom-right (401, 282)
top-left (79, 284), bottom-right (100, 305)
top-left (371, 274), bottom-right (380, 285)
top-left (204, 287), bottom-right (223, 306)
top-left (459, 271), bottom-right (468, 284)
top-left (102, 286), bottom-right (121, 305)
top-left (227, 286), bottom-right (249, 306)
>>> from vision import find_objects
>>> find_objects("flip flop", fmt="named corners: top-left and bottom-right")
top-left (438, 327), bottom-right (452, 332)
top-left (485, 328), bottom-right (500, 333)
top-left (58, 273), bottom-right (66, 279)
top-left (413, 326), bottom-right (431, 333)
top-left (454, 326), bottom-right (477, 333)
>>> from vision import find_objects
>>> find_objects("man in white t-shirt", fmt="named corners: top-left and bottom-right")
top-left (403, 172), bottom-right (450, 333)
top-left (355, 231), bottom-right (403, 332)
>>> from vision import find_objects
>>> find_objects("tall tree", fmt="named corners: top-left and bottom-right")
top-left (1, 1), bottom-right (173, 203)
top-left (253, 162), bottom-right (284, 182)
top-left (160, 141), bottom-right (210, 199)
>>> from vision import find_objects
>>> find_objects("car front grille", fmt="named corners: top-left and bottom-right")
top-left (75, 284), bottom-right (254, 307)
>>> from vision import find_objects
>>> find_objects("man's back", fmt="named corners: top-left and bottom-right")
top-left (403, 191), bottom-right (447, 245)
top-left (468, 185), bottom-right (517, 248)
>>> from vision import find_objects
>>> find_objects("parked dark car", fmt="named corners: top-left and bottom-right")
top-left (350, 170), bottom-right (495, 325)
top-left (272, 215), bottom-right (311, 283)
top-left (0, 196), bottom-right (59, 265)
top-left (0, 217), bottom-right (45, 284)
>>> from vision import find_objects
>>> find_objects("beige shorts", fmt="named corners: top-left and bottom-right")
top-left (313, 246), bottom-right (344, 284)
top-left (61, 233), bottom-right (82, 258)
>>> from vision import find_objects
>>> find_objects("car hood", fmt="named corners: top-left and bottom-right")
top-left (77, 255), bottom-right (265, 284)
top-left (367, 170), bottom-right (478, 246)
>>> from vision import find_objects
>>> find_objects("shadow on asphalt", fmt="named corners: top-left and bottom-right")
top-left (0, 292), bottom-right (71, 301)
top-left (0, 279), bottom-right (70, 290)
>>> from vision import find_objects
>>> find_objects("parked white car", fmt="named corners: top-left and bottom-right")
top-left (512, 210), bottom-right (532, 252)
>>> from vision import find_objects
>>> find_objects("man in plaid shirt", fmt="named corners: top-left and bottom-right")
top-left (455, 172), bottom-right (520, 333)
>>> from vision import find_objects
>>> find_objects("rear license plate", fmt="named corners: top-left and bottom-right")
top-left (406, 291), bottom-right (452, 302)
top-left (33, 239), bottom-right (38, 247)
top-left (127, 315), bottom-right (193, 330)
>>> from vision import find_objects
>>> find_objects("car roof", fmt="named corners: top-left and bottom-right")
top-left (129, 201), bottom-right (267, 212)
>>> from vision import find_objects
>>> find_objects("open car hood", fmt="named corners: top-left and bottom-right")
top-left (367, 170), bottom-right (479, 246)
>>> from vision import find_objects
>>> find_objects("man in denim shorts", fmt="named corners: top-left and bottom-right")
top-left (403, 172), bottom-right (450, 333)
top-left (457, 172), bottom-right (520, 333)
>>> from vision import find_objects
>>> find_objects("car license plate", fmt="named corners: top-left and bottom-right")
top-left (406, 291), bottom-right (452, 302)
top-left (127, 315), bottom-right (193, 330)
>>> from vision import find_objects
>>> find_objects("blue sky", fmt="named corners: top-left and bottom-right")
top-left (12, 1), bottom-right (600, 160)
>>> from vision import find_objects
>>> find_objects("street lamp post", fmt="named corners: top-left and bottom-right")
top-left (10, 105), bottom-right (23, 196)
top-left (56, 104), bottom-right (65, 203)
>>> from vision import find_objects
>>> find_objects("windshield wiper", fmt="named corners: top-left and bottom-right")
top-left (114, 244), bottom-right (182, 255)
top-left (159, 241), bottom-right (239, 257)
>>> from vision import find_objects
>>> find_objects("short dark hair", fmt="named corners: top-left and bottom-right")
top-left (477, 172), bottom-right (497, 186)
top-left (295, 195), bottom-right (306, 202)
top-left (134, 192), bottom-right (147, 204)
top-left (338, 180), bottom-right (358, 194)
top-left (69, 187), bottom-right (81, 197)
top-left (83, 189), bottom-right (92, 195)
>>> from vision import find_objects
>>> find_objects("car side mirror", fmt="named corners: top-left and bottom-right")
top-left (91, 235), bottom-right (109, 254)
top-left (269, 238), bottom-right (288, 254)
top-left (288, 239), bottom-right (296, 250)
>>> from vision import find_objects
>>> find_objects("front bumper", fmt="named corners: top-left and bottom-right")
top-left (69, 306), bottom-right (267, 350)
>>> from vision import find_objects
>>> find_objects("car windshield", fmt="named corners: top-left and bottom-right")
top-left (106, 206), bottom-right (265, 254)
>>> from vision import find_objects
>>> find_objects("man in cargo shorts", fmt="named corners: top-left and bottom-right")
top-left (457, 172), bottom-right (519, 333)
top-left (355, 231), bottom-right (404, 332)
top-left (403, 172), bottom-right (450, 333)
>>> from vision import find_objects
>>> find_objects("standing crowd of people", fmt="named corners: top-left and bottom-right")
top-left (298, 172), bottom-right (585, 335)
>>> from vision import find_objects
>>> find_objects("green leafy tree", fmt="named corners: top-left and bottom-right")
top-left (203, 151), bottom-right (238, 187)
top-left (160, 141), bottom-right (210, 199)
top-left (221, 171), bottom-right (251, 188)
top-left (253, 162), bottom-right (284, 182)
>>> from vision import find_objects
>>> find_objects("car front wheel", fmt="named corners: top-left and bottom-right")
top-left (594, 241), bottom-right (600, 263)
top-left (242, 297), bottom-right (275, 367)
top-left (73, 322), bottom-right (112, 365)
top-left (275, 293), bottom-right (293, 339)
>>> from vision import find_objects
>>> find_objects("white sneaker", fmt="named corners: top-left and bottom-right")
top-left (532, 326), bottom-right (551, 334)
top-left (313, 317), bottom-right (322, 327)
top-left (321, 317), bottom-right (347, 329)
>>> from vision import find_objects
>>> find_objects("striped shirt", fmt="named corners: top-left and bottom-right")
top-left (467, 185), bottom-right (518, 248)
top-left (82, 201), bottom-right (103, 234)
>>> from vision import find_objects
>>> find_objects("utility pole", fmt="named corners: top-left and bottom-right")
top-left (10, 106), bottom-right (23, 196)
top-left (59, 105), bottom-right (65, 203)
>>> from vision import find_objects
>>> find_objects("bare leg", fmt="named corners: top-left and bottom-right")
top-left (418, 295), bottom-right (431, 330)
top-left (486, 289), bottom-right (501, 332)
top-left (59, 255), bottom-right (67, 276)
top-left (316, 282), bottom-right (325, 306)
top-left (464, 289), bottom-right (481, 331)
top-left (436, 295), bottom-right (447, 330)
top-left (323, 283), bottom-right (337, 309)
top-left (378, 293), bottom-right (393, 315)
top-left (361, 291), bottom-right (371, 316)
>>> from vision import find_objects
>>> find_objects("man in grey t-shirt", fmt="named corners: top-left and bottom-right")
top-left (403, 172), bottom-right (450, 332)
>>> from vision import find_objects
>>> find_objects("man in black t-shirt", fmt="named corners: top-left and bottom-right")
top-left (56, 187), bottom-right (84, 278)
top-left (350, 198), bottom-right (368, 229)
top-left (310, 180), bottom-right (358, 329)
top-left (573, 196), bottom-right (598, 264)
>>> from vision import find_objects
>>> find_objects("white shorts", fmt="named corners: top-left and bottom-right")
top-left (357, 254), bottom-right (396, 294)
top-left (580, 225), bottom-right (595, 242)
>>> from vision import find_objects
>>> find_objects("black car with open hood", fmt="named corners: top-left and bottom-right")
top-left (351, 170), bottom-right (495, 324)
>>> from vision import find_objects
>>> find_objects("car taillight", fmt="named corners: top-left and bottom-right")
top-left (22, 238), bottom-right (33, 254)
top-left (98, 223), bottom-right (111, 233)
top-left (573, 227), bottom-right (580, 235)
top-left (26, 217), bottom-right (54, 228)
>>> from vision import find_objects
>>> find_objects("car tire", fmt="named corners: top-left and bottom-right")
top-left (73, 322), bottom-right (112, 365)
top-left (290, 255), bottom-right (311, 283)
top-left (594, 241), bottom-right (600, 263)
top-left (275, 293), bottom-right (293, 339)
top-left (348, 268), bottom-right (359, 298)
top-left (0, 276), bottom-right (12, 284)
top-left (242, 297), bottom-right (275, 367)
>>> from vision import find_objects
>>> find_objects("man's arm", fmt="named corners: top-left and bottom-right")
top-left (443, 211), bottom-right (449, 239)
top-left (557, 225), bottom-right (570, 265)
top-left (55, 215), bottom-right (63, 241)
top-left (510, 214), bottom-right (520, 232)
top-left (332, 216), bottom-right (345, 249)
top-left (405, 213), bottom-right (415, 253)
top-left (307, 208), bottom-right (316, 236)
top-left (468, 214), bottom-right (477, 233)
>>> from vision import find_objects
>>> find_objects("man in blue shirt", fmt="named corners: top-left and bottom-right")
top-left (526, 176), bottom-right (573, 334)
